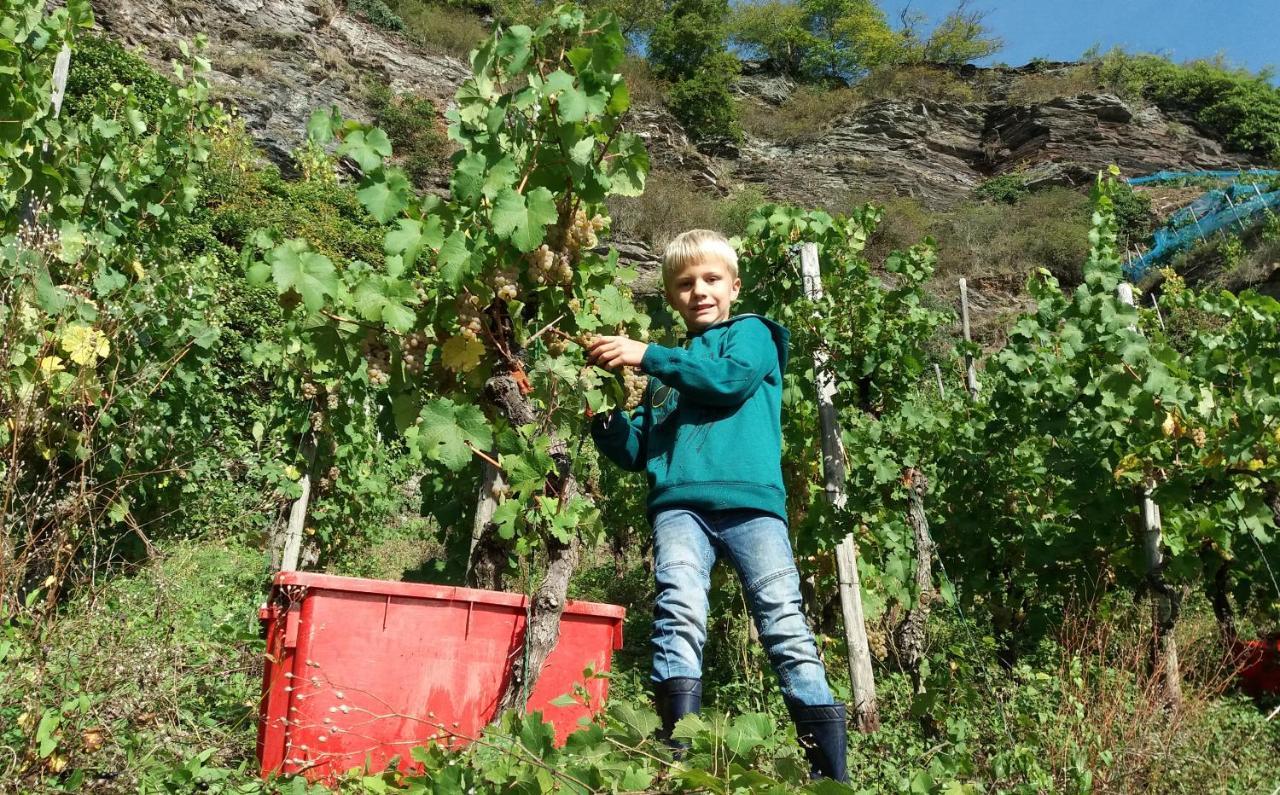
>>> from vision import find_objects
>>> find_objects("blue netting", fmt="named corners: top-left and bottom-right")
top-left (1126, 169), bottom-right (1280, 186)
top-left (1122, 170), bottom-right (1280, 280)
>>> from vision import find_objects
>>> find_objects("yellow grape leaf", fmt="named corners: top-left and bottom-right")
top-left (441, 335), bottom-right (484, 372)
top-left (60, 323), bottom-right (109, 365)
top-left (1112, 453), bottom-right (1140, 481)
top-left (38, 356), bottom-right (65, 376)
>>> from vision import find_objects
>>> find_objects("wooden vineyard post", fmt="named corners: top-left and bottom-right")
top-left (1117, 282), bottom-right (1183, 707)
top-left (959, 278), bottom-right (979, 401)
top-left (280, 474), bottom-right (311, 572)
top-left (801, 243), bottom-right (880, 732)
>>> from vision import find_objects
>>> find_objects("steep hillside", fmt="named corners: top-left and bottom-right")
top-left (90, 0), bottom-right (1275, 329)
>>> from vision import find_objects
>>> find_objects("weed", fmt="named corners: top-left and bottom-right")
top-left (388, 0), bottom-right (491, 60)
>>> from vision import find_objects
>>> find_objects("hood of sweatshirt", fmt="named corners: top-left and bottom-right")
top-left (694, 313), bottom-right (791, 374)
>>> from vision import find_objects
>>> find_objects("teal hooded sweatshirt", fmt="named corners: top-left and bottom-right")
top-left (590, 314), bottom-right (790, 523)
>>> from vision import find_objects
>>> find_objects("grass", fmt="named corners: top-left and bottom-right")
top-left (3, 529), bottom-right (1278, 792)
top-left (740, 85), bottom-right (862, 144)
top-left (387, 0), bottom-right (491, 61)
top-left (0, 541), bottom-right (267, 790)
top-left (606, 171), bottom-right (768, 253)
top-left (619, 55), bottom-right (666, 108)
top-left (855, 64), bottom-right (982, 104)
top-left (1005, 66), bottom-right (1101, 104)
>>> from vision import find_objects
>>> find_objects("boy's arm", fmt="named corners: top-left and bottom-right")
top-left (639, 319), bottom-right (776, 407)
top-left (590, 401), bottom-right (648, 472)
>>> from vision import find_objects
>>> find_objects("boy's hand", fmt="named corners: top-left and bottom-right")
top-left (587, 335), bottom-right (648, 372)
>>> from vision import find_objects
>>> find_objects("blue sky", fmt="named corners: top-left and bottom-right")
top-left (877, 0), bottom-right (1280, 83)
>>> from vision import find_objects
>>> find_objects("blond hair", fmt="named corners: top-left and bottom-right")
top-left (661, 229), bottom-right (738, 288)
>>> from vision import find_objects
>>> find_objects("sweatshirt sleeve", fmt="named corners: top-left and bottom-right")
top-left (639, 318), bottom-right (777, 407)
top-left (590, 401), bottom-right (648, 472)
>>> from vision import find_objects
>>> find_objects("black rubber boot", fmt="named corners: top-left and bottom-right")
top-left (790, 702), bottom-right (849, 783)
top-left (653, 677), bottom-right (702, 754)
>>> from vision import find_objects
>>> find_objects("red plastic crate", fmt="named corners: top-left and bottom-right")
top-left (1233, 635), bottom-right (1280, 696)
top-left (256, 572), bottom-right (625, 781)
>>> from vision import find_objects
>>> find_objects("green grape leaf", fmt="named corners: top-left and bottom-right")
top-left (451, 151), bottom-right (486, 205)
top-left (269, 240), bottom-right (337, 312)
top-left (481, 155), bottom-right (518, 201)
top-left (417, 398), bottom-right (493, 471)
top-left (437, 229), bottom-right (475, 288)
top-left (340, 128), bottom-right (393, 173)
top-left (594, 284), bottom-right (635, 326)
top-left (358, 170), bottom-right (412, 223)
top-left (306, 106), bottom-right (340, 145)
top-left (603, 132), bottom-right (647, 197)
top-left (491, 186), bottom-right (556, 252)
top-left (495, 25), bottom-right (533, 75)
top-left (492, 499), bottom-right (521, 539)
top-left (384, 218), bottom-right (433, 271)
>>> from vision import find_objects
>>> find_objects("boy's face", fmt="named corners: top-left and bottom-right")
top-left (665, 255), bottom-right (741, 332)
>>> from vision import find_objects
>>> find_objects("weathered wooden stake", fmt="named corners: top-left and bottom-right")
top-left (280, 474), bottom-right (311, 572)
top-left (466, 460), bottom-right (507, 590)
top-left (894, 469), bottom-right (935, 695)
top-left (801, 243), bottom-right (880, 732)
top-left (959, 278), bottom-right (978, 401)
top-left (1117, 282), bottom-right (1183, 707)
top-left (933, 363), bottom-right (945, 398)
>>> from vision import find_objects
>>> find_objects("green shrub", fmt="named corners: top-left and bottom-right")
top-left (1110, 180), bottom-right (1155, 249)
top-left (1094, 50), bottom-right (1280, 161)
top-left (974, 172), bottom-right (1029, 204)
top-left (667, 55), bottom-right (743, 142)
top-left (365, 81), bottom-right (450, 185)
top-left (1, 541), bottom-right (265, 790)
top-left (730, 0), bottom-right (898, 83)
top-left (348, 0), bottom-right (406, 31)
top-left (648, 0), bottom-right (731, 82)
top-left (63, 34), bottom-right (173, 121)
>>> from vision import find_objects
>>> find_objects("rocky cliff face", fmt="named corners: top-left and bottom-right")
top-left (93, 0), bottom-right (469, 167)
top-left (90, 1), bottom-right (1269, 314)
top-left (727, 63), bottom-right (1250, 209)
top-left (95, 2), bottom-right (1256, 208)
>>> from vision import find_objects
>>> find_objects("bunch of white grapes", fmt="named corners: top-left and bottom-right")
top-left (402, 330), bottom-right (429, 375)
top-left (528, 244), bottom-right (573, 285)
top-left (566, 208), bottom-right (605, 253)
top-left (301, 382), bottom-right (318, 400)
top-left (361, 336), bottom-right (392, 387)
top-left (622, 366), bottom-right (647, 410)
top-left (458, 295), bottom-right (484, 341)
top-left (491, 268), bottom-right (519, 302)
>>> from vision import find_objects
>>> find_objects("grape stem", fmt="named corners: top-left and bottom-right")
top-left (525, 314), bottom-right (566, 345)
top-left (465, 440), bottom-right (504, 470)
top-left (545, 327), bottom-right (583, 347)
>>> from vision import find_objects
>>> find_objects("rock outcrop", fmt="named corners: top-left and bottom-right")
top-left (93, 0), bottom-right (469, 167)
top-left (731, 91), bottom-right (1249, 209)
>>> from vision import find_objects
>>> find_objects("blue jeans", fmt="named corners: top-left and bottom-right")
top-left (650, 507), bottom-right (834, 707)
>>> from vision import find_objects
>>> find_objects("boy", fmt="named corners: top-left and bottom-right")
top-left (586, 229), bottom-right (848, 782)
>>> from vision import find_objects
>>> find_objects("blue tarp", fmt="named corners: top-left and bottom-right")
top-left (1122, 170), bottom-right (1280, 280)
